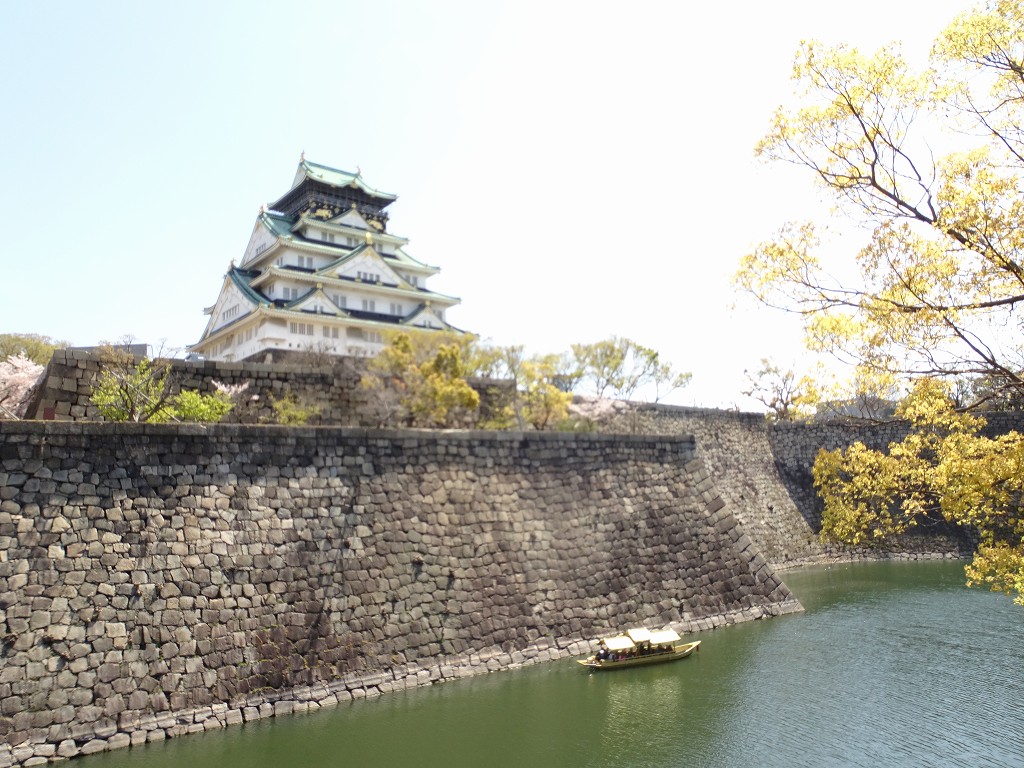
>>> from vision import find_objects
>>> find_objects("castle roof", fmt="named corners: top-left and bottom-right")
top-left (291, 159), bottom-right (397, 201)
top-left (191, 159), bottom-right (464, 360)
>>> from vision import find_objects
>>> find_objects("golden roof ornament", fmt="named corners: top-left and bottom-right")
top-left (365, 230), bottom-right (374, 245)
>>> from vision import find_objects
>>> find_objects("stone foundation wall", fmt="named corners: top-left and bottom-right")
top-left (25, 348), bottom-right (1005, 573)
top-left (24, 349), bottom-right (510, 429)
top-left (595, 405), bottom-right (837, 565)
top-left (24, 349), bottom-right (374, 426)
top-left (0, 422), bottom-right (799, 765)
top-left (593, 405), bottom-right (979, 566)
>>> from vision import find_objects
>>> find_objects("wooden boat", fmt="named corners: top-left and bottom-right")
top-left (576, 627), bottom-right (701, 670)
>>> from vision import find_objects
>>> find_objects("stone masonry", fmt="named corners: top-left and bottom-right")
top-left (23, 349), bottom-right (997, 570)
top-left (0, 422), bottom-right (799, 766)
top-left (23, 349), bottom-right (509, 428)
top-left (595, 404), bottom-right (979, 567)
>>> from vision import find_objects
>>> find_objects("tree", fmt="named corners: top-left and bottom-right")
top-left (90, 345), bottom-right (234, 423)
top-left (0, 353), bottom-right (45, 419)
top-left (173, 388), bottom-right (235, 423)
top-left (268, 390), bottom-right (320, 425)
top-left (571, 337), bottom-right (691, 402)
top-left (0, 333), bottom-right (71, 365)
top-left (815, 380), bottom-right (1024, 604)
top-left (737, 1), bottom-right (1024, 602)
top-left (412, 342), bottom-right (480, 427)
top-left (91, 348), bottom-right (176, 422)
top-left (742, 359), bottom-right (819, 421)
top-left (950, 373), bottom-right (1024, 412)
top-left (361, 333), bottom-right (479, 428)
top-left (467, 344), bottom-right (572, 430)
top-left (547, 351), bottom-right (585, 394)
top-left (736, 1), bottom-right (1024, 405)
top-left (517, 356), bottom-right (573, 429)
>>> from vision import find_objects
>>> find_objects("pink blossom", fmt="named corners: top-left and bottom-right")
top-left (0, 353), bottom-right (45, 419)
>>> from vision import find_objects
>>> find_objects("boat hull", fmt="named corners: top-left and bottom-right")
top-left (576, 640), bottom-right (701, 670)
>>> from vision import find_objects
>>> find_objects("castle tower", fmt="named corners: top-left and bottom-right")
top-left (190, 158), bottom-right (464, 362)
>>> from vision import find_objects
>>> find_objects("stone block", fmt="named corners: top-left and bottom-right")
top-left (79, 739), bottom-right (108, 755)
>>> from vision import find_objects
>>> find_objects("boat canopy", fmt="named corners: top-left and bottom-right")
top-left (602, 635), bottom-right (635, 652)
top-left (599, 627), bottom-right (684, 652)
top-left (626, 628), bottom-right (652, 644)
top-left (648, 629), bottom-right (682, 645)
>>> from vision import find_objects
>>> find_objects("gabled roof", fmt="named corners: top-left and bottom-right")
top-left (405, 303), bottom-right (461, 332)
top-left (261, 211), bottom-right (295, 238)
top-left (317, 243), bottom-right (371, 273)
top-left (228, 267), bottom-right (268, 305)
top-left (194, 268), bottom-right (266, 344)
top-left (290, 159), bottom-right (397, 202)
top-left (293, 212), bottom-right (409, 248)
top-left (315, 244), bottom-right (407, 286)
top-left (386, 247), bottom-right (437, 272)
top-left (328, 208), bottom-right (371, 230)
top-left (285, 286), bottom-right (345, 315)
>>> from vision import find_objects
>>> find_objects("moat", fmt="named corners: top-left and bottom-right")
top-left (76, 560), bottom-right (1024, 768)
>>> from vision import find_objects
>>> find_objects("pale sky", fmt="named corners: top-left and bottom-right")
top-left (0, 0), bottom-right (979, 409)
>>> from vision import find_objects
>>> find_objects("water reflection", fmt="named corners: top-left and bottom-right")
top-left (593, 669), bottom-right (685, 765)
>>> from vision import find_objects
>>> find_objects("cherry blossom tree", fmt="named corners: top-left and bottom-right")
top-left (0, 353), bottom-right (45, 419)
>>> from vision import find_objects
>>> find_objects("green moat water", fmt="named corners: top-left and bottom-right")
top-left (80, 560), bottom-right (1024, 768)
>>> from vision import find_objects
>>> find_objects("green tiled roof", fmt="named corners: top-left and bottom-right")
top-left (405, 304), bottom-right (466, 334)
top-left (262, 212), bottom-right (294, 237)
top-left (318, 243), bottom-right (369, 272)
top-left (228, 268), bottom-right (269, 306)
top-left (295, 159), bottom-right (397, 201)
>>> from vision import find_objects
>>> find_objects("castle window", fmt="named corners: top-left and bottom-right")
top-left (323, 326), bottom-right (339, 339)
top-left (289, 321), bottom-right (314, 335)
top-left (357, 270), bottom-right (380, 282)
top-left (390, 302), bottom-right (403, 316)
top-left (362, 298), bottom-right (376, 312)
top-left (332, 294), bottom-right (347, 308)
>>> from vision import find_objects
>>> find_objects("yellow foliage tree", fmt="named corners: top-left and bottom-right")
top-left (737, 1), bottom-right (1024, 601)
top-left (815, 381), bottom-right (1024, 603)
top-left (736, 1), bottom-right (1024, 397)
top-left (362, 332), bottom-right (479, 428)
top-left (469, 344), bottom-right (572, 430)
